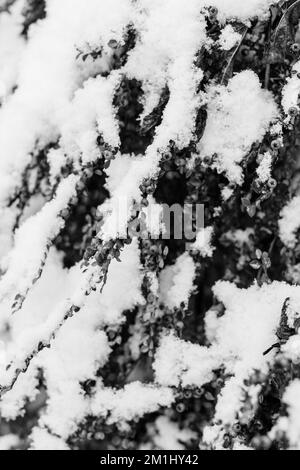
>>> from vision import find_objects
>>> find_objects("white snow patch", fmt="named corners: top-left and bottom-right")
top-left (199, 70), bottom-right (278, 184)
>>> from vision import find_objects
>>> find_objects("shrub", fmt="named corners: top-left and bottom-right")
top-left (1, 0), bottom-right (300, 451)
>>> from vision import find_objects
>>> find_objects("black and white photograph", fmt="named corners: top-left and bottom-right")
top-left (0, 0), bottom-right (299, 454)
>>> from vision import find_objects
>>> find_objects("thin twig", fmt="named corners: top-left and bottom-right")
top-left (221, 27), bottom-right (248, 85)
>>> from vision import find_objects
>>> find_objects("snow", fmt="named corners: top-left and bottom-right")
top-left (283, 335), bottom-right (300, 363)
top-left (199, 70), bottom-right (278, 184)
top-left (191, 226), bottom-right (214, 257)
top-left (0, 0), bottom-right (133, 204)
top-left (256, 152), bottom-right (273, 184)
top-left (59, 73), bottom-right (121, 166)
top-left (0, 433), bottom-right (19, 450)
top-left (279, 195), bottom-right (300, 248)
top-left (155, 281), bottom-right (300, 434)
top-left (154, 332), bottom-right (219, 388)
top-left (141, 197), bottom-right (165, 238)
top-left (0, 240), bottom-right (143, 438)
top-left (271, 380), bottom-right (300, 449)
top-left (221, 186), bottom-right (234, 201)
top-left (159, 253), bottom-right (196, 309)
top-left (205, 308), bottom-right (220, 344)
top-left (0, 0), bottom-right (280, 209)
top-left (91, 382), bottom-right (174, 424)
top-left (96, 0), bottom-right (208, 240)
top-left (0, 3), bottom-right (25, 100)
top-left (0, 175), bottom-right (79, 306)
top-left (205, 281), bottom-right (300, 430)
top-left (47, 148), bottom-right (66, 186)
top-left (218, 25), bottom-right (242, 51)
top-left (282, 61), bottom-right (300, 116)
top-left (0, 207), bottom-right (15, 261)
top-left (30, 428), bottom-right (69, 451)
top-left (0, 0), bottom-right (296, 451)
top-left (149, 416), bottom-right (196, 450)
top-left (204, 0), bottom-right (280, 23)
top-left (127, 0), bottom-right (205, 137)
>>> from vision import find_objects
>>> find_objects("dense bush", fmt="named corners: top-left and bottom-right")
top-left (1, 0), bottom-right (300, 450)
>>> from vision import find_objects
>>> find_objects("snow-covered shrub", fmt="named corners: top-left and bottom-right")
top-left (2, 0), bottom-right (300, 451)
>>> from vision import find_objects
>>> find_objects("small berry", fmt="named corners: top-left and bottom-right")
top-left (232, 423), bottom-right (242, 433)
top-left (268, 178), bottom-right (277, 189)
top-left (291, 43), bottom-right (300, 53)
top-left (250, 259), bottom-right (261, 270)
top-left (176, 403), bottom-right (185, 413)
top-left (288, 106), bottom-right (299, 117)
top-left (147, 293), bottom-right (155, 303)
top-left (194, 388), bottom-right (204, 398)
top-left (108, 39), bottom-right (118, 49)
top-left (209, 6), bottom-right (218, 17)
top-left (271, 139), bottom-right (281, 151)
top-left (183, 390), bottom-right (192, 399)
